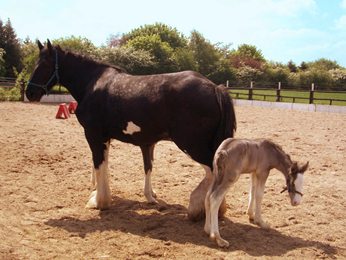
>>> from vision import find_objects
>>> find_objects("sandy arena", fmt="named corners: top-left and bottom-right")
top-left (0, 101), bottom-right (345, 259)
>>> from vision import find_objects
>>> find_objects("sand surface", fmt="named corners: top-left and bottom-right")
top-left (0, 102), bottom-right (345, 259)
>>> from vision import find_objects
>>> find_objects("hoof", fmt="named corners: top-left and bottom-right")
top-left (85, 190), bottom-right (111, 210)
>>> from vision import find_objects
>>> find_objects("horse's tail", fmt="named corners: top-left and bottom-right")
top-left (213, 84), bottom-right (236, 153)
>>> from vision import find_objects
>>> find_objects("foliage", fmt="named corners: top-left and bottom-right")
top-left (0, 86), bottom-right (21, 101)
top-left (125, 22), bottom-right (188, 50)
top-left (230, 55), bottom-right (263, 69)
top-left (126, 34), bottom-right (178, 74)
top-left (0, 48), bottom-right (6, 76)
top-left (287, 60), bottom-right (298, 73)
top-left (97, 46), bottom-right (156, 75)
top-left (0, 18), bottom-right (22, 77)
top-left (231, 44), bottom-right (266, 62)
top-left (306, 58), bottom-right (340, 71)
top-left (236, 66), bottom-right (264, 84)
top-left (206, 58), bottom-right (237, 85)
top-left (52, 36), bottom-right (99, 59)
top-left (188, 30), bottom-right (220, 76)
top-left (173, 47), bottom-right (197, 71)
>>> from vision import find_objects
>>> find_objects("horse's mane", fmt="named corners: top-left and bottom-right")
top-left (56, 45), bottom-right (128, 74)
top-left (266, 139), bottom-right (292, 165)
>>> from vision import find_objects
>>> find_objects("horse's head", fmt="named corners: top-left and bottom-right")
top-left (285, 161), bottom-right (309, 206)
top-left (26, 39), bottom-right (60, 102)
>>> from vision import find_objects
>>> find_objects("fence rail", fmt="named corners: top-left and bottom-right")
top-left (227, 81), bottom-right (346, 106)
top-left (0, 77), bottom-right (16, 90)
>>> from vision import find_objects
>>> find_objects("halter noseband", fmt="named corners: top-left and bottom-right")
top-left (281, 178), bottom-right (303, 197)
top-left (27, 50), bottom-right (60, 96)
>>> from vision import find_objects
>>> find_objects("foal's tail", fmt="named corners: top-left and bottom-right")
top-left (211, 150), bottom-right (228, 192)
top-left (213, 84), bottom-right (236, 153)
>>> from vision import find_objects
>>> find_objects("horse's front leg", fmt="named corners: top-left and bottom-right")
top-left (85, 138), bottom-right (112, 210)
top-left (253, 171), bottom-right (270, 229)
top-left (140, 144), bottom-right (157, 204)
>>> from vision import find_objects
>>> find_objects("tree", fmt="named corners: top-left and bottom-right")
top-left (52, 36), bottom-right (99, 59)
top-left (0, 18), bottom-right (23, 77)
top-left (126, 34), bottom-right (177, 74)
top-left (188, 30), bottom-right (220, 76)
top-left (125, 23), bottom-right (187, 50)
top-left (287, 60), bottom-right (298, 73)
top-left (0, 48), bottom-right (6, 76)
top-left (98, 45), bottom-right (156, 75)
top-left (307, 58), bottom-right (340, 71)
top-left (231, 44), bottom-right (266, 62)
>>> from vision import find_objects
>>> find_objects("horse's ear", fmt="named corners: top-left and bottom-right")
top-left (47, 39), bottom-right (53, 53)
top-left (290, 162), bottom-right (298, 174)
top-left (38, 40), bottom-right (44, 51)
top-left (299, 161), bottom-right (309, 173)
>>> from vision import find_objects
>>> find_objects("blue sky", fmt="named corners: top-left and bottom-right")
top-left (1, 0), bottom-right (346, 67)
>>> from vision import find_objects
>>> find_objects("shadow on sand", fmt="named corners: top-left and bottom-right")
top-left (45, 196), bottom-right (339, 258)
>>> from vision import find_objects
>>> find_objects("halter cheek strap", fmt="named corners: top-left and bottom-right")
top-left (27, 50), bottom-right (60, 96)
top-left (280, 179), bottom-right (303, 197)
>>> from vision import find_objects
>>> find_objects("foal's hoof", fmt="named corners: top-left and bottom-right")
top-left (211, 234), bottom-right (229, 248)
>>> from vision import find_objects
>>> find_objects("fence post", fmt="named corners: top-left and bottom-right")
top-left (309, 83), bottom-right (314, 104)
top-left (276, 82), bottom-right (281, 102)
top-left (226, 80), bottom-right (229, 88)
top-left (249, 81), bottom-right (253, 100)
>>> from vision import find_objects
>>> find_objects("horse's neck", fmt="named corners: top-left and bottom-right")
top-left (274, 150), bottom-right (291, 178)
top-left (59, 52), bottom-right (105, 103)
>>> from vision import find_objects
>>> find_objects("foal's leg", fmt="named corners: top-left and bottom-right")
top-left (86, 140), bottom-right (112, 210)
top-left (253, 171), bottom-right (270, 229)
top-left (140, 144), bottom-right (157, 204)
top-left (247, 173), bottom-right (257, 221)
top-left (209, 180), bottom-right (233, 248)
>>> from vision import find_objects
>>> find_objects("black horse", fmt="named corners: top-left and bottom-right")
top-left (26, 40), bottom-right (236, 221)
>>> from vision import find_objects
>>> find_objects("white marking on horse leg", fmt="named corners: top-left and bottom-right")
top-left (254, 177), bottom-right (270, 229)
top-left (91, 164), bottom-right (96, 188)
top-left (188, 164), bottom-right (213, 221)
top-left (86, 142), bottom-right (112, 210)
top-left (123, 121), bottom-right (141, 135)
top-left (292, 173), bottom-right (304, 206)
top-left (144, 170), bottom-right (157, 204)
top-left (247, 173), bottom-right (257, 220)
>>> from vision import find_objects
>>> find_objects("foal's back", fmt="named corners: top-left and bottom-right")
top-left (215, 138), bottom-right (285, 174)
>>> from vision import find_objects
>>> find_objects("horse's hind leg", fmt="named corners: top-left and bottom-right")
top-left (209, 180), bottom-right (233, 248)
top-left (247, 173), bottom-right (257, 221)
top-left (188, 165), bottom-right (227, 221)
top-left (85, 138), bottom-right (112, 210)
top-left (140, 144), bottom-right (157, 204)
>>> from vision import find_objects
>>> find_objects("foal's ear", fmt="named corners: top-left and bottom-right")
top-left (299, 161), bottom-right (309, 173)
top-left (47, 39), bottom-right (53, 53)
top-left (38, 40), bottom-right (44, 51)
top-left (290, 162), bottom-right (298, 174)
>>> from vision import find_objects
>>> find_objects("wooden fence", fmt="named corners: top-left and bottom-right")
top-left (227, 81), bottom-right (346, 106)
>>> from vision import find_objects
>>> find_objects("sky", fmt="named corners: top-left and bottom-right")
top-left (1, 0), bottom-right (346, 67)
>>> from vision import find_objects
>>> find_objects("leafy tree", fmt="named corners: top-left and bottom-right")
top-left (231, 44), bottom-right (266, 62)
top-left (0, 48), bottom-right (6, 76)
top-left (230, 55), bottom-right (263, 69)
top-left (299, 61), bottom-right (308, 71)
top-left (126, 34), bottom-right (177, 74)
top-left (207, 58), bottom-right (237, 85)
top-left (237, 66), bottom-right (264, 84)
top-left (126, 23), bottom-right (187, 50)
top-left (173, 47), bottom-right (197, 71)
top-left (188, 30), bottom-right (220, 76)
top-left (97, 45), bottom-right (156, 75)
top-left (52, 36), bottom-right (99, 59)
top-left (0, 18), bottom-right (23, 77)
top-left (307, 58), bottom-right (340, 71)
top-left (287, 60), bottom-right (298, 73)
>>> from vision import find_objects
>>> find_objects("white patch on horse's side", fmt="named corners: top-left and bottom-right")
top-left (123, 121), bottom-right (141, 135)
top-left (292, 173), bottom-right (304, 205)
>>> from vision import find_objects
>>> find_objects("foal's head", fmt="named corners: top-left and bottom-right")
top-left (284, 161), bottom-right (309, 206)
